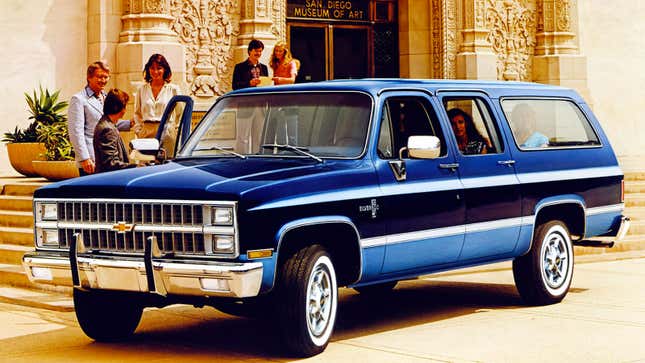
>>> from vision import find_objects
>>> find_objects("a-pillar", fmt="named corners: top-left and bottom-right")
top-left (533, 0), bottom-right (589, 100)
top-left (234, 0), bottom-right (277, 66)
top-left (115, 0), bottom-right (186, 117)
top-left (456, 0), bottom-right (497, 80)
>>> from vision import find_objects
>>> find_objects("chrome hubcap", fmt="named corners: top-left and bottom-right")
top-left (307, 264), bottom-right (332, 337)
top-left (542, 232), bottom-right (569, 288)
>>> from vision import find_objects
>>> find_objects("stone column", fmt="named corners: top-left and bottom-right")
top-left (399, 0), bottom-right (433, 78)
top-left (235, 0), bottom-right (278, 66)
top-left (533, 0), bottom-right (589, 98)
top-left (87, 0), bottom-right (122, 70)
top-left (456, 0), bottom-right (497, 80)
top-left (115, 0), bottom-right (186, 114)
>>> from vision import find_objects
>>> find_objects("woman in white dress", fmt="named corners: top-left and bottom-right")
top-left (133, 54), bottom-right (182, 154)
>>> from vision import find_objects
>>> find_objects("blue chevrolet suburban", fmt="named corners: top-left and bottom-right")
top-left (24, 79), bottom-right (629, 357)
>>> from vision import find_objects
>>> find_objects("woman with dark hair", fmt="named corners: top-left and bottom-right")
top-left (447, 108), bottom-right (489, 154)
top-left (133, 53), bottom-right (182, 148)
top-left (93, 89), bottom-right (136, 173)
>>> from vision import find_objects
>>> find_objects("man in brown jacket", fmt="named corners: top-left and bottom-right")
top-left (93, 89), bottom-right (136, 173)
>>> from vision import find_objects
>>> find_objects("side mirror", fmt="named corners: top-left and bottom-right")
top-left (129, 138), bottom-right (161, 164)
top-left (407, 135), bottom-right (441, 159)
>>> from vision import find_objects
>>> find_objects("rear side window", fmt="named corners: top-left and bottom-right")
top-left (501, 99), bottom-right (600, 149)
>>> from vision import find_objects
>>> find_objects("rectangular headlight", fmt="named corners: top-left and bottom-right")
top-left (211, 207), bottom-right (233, 225)
top-left (37, 228), bottom-right (59, 247)
top-left (37, 202), bottom-right (58, 221)
top-left (213, 235), bottom-right (234, 253)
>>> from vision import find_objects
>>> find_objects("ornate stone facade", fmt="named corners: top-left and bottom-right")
top-left (169, 0), bottom-right (240, 99)
top-left (485, 0), bottom-right (536, 81)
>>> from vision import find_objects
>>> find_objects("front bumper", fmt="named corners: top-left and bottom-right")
top-left (22, 252), bottom-right (263, 298)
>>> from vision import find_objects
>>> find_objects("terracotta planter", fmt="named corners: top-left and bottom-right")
top-left (5, 142), bottom-right (47, 177)
top-left (32, 160), bottom-right (79, 181)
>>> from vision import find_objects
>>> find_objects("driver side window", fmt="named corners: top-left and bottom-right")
top-left (377, 97), bottom-right (446, 159)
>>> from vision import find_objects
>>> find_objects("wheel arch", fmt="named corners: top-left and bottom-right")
top-left (274, 216), bottom-right (363, 288)
top-left (532, 196), bottom-right (586, 243)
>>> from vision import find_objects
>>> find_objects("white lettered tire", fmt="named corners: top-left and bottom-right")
top-left (513, 220), bottom-right (574, 305)
top-left (277, 245), bottom-right (338, 357)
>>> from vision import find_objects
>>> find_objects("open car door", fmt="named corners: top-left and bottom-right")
top-left (156, 95), bottom-right (194, 159)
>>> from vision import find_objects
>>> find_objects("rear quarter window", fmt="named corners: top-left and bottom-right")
top-left (501, 99), bottom-right (600, 150)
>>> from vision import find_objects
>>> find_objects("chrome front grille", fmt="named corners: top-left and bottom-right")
top-left (59, 201), bottom-right (203, 226)
top-left (55, 201), bottom-right (210, 255)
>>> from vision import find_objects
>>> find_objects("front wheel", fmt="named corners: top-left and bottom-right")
top-left (513, 220), bottom-right (574, 305)
top-left (73, 289), bottom-right (144, 341)
top-left (276, 245), bottom-right (338, 357)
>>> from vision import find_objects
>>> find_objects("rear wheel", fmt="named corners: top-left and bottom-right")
top-left (276, 245), bottom-right (338, 357)
top-left (73, 289), bottom-right (143, 341)
top-left (513, 220), bottom-right (574, 305)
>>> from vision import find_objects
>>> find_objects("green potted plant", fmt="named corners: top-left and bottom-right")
top-left (2, 86), bottom-right (68, 176)
top-left (31, 120), bottom-right (79, 181)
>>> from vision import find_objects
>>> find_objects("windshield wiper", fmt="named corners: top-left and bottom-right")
top-left (260, 143), bottom-right (323, 163)
top-left (194, 145), bottom-right (247, 159)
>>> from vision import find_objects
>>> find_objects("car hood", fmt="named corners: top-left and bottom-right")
top-left (35, 157), bottom-right (376, 207)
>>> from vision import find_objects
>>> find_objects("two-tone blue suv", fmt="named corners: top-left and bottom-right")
top-left (24, 79), bottom-right (629, 357)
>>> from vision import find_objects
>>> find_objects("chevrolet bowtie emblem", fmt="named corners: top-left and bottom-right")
top-left (112, 221), bottom-right (134, 233)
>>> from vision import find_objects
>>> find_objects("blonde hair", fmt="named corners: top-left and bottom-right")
top-left (269, 42), bottom-right (293, 71)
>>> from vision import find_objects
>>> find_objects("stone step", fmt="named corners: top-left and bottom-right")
top-left (0, 210), bottom-right (33, 229)
top-left (625, 193), bottom-right (645, 208)
top-left (625, 181), bottom-right (645, 193)
top-left (0, 244), bottom-right (32, 265)
top-left (0, 263), bottom-right (32, 289)
top-left (0, 195), bottom-right (32, 212)
top-left (627, 220), bottom-right (645, 235)
top-left (0, 226), bottom-right (35, 246)
top-left (624, 207), bottom-right (645, 220)
top-left (624, 172), bottom-right (645, 181)
top-left (574, 235), bottom-right (645, 256)
top-left (1, 182), bottom-right (48, 196)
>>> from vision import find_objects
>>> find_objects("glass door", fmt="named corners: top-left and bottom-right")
top-left (289, 25), bottom-right (328, 83)
top-left (332, 26), bottom-right (370, 79)
top-left (288, 23), bottom-right (371, 81)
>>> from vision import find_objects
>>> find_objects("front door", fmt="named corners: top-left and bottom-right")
top-left (375, 92), bottom-right (465, 275)
top-left (157, 95), bottom-right (194, 159)
top-left (289, 24), bottom-right (371, 81)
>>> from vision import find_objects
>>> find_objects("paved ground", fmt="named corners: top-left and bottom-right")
top-left (2, 253), bottom-right (645, 362)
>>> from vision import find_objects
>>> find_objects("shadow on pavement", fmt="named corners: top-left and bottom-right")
top-left (1, 279), bottom-right (589, 361)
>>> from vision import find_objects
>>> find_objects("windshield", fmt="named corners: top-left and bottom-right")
top-left (178, 92), bottom-right (372, 159)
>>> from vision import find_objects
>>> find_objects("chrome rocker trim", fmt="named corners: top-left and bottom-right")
top-left (23, 233), bottom-right (262, 298)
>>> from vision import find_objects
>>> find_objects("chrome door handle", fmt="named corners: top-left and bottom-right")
top-left (497, 160), bottom-right (516, 167)
top-left (439, 163), bottom-right (460, 171)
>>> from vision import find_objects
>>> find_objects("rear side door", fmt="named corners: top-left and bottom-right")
top-left (437, 92), bottom-right (522, 261)
top-left (374, 91), bottom-right (466, 274)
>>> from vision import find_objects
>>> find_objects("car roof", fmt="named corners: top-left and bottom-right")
top-left (229, 78), bottom-right (582, 100)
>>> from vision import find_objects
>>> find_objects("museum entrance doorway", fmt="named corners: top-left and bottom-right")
top-left (286, 0), bottom-right (398, 82)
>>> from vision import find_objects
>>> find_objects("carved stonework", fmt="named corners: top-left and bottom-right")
top-left (486, 0), bottom-right (536, 81)
top-left (431, 0), bottom-right (458, 79)
top-left (170, 0), bottom-right (240, 98)
top-left (431, 0), bottom-right (443, 78)
top-left (145, 0), bottom-right (167, 13)
top-left (445, 0), bottom-right (457, 79)
top-left (556, 0), bottom-right (570, 31)
top-left (271, 0), bottom-right (286, 40)
top-left (476, 0), bottom-right (486, 27)
top-left (257, 0), bottom-right (267, 17)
